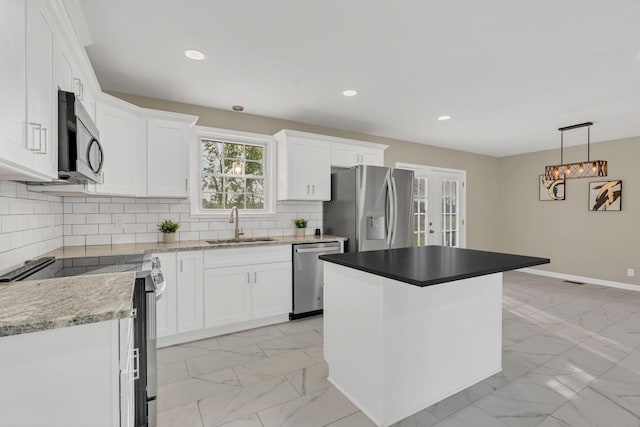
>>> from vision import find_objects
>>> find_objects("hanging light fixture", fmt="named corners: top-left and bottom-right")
top-left (231, 105), bottom-right (244, 176)
top-left (544, 122), bottom-right (607, 180)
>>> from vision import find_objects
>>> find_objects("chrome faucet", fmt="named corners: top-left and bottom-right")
top-left (229, 206), bottom-right (244, 241)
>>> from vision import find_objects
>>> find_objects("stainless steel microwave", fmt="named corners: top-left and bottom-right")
top-left (57, 90), bottom-right (104, 184)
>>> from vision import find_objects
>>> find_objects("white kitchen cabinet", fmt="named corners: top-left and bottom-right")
top-left (0, 0), bottom-right (35, 181)
top-left (26, 0), bottom-right (57, 180)
top-left (251, 261), bottom-right (292, 318)
top-left (95, 97), bottom-right (146, 196)
top-left (204, 266), bottom-right (252, 328)
top-left (155, 252), bottom-right (178, 338)
top-left (120, 316), bottom-right (135, 427)
top-left (0, 319), bottom-right (130, 426)
top-left (56, 39), bottom-right (97, 122)
top-left (275, 129), bottom-right (331, 201)
top-left (331, 142), bottom-right (385, 168)
top-left (176, 251), bottom-right (204, 333)
top-left (147, 118), bottom-right (193, 198)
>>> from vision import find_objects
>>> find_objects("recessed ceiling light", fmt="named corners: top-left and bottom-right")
top-left (437, 115), bottom-right (451, 121)
top-left (342, 89), bottom-right (358, 97)
top-left (184, 49), bottom-right (205, 60)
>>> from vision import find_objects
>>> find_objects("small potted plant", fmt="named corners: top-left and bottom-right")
top-left (294, 218), bottom-right (308, 238)
top-left (158, 219), bottom-right (180, 243)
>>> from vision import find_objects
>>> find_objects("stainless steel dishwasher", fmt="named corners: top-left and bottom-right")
top-left (292, 241), bottom-right (342, 319)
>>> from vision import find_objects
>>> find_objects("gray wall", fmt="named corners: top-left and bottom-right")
top-left (108, 91), bottom-right (501, 252)
top-left (497, 137), bottom-right (639, 285)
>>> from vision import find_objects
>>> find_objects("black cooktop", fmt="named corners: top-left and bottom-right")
top-left (0, 254), bottom-right (147, 282)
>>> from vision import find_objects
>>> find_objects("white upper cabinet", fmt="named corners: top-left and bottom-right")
top-left (331, 142), bottom-right (386, 168)
top-left (95, 96), bottom-right (146, 196)
top-left (0, 0), bottom-right (34, 180)
top-left (26, 0), bottom-right (57, 180)
top-left (275, 130), bottom-right (331, 201)
top-left (147, 118), bottom-right (194, 198)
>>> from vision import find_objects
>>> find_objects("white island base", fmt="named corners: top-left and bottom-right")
top-left (323, 262), bottom-right (503, 427)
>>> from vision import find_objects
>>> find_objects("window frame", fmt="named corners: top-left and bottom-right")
top-left (190, 126), bottom-right (277, 217)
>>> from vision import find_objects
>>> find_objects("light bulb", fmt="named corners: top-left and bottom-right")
top-left (579, 163), bottom-right (584, 174)
top-left (592, 162), bottom-right (597, 172)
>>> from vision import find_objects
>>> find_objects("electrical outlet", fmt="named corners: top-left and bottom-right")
top-left (627, 268), bottom-right (635, 277)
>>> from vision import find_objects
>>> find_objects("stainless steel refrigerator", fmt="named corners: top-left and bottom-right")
top-left (323, 165), bottom-right (414, 252)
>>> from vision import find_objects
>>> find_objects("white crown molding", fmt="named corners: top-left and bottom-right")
top-left (518, 268), bottom-right (640, 292)
top-left (274, 129), bottom-right (389, 150)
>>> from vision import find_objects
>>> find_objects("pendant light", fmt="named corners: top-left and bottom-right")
top-left (232, 105), bottom-right (244, 176)
top-left (544, 122), bottom-right (607, 180)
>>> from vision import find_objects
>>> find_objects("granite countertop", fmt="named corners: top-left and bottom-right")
top-left (43, 234), bottom-right (346, 259)
top-left (0, 272), bottom-right (135, 337)
top-left (320, 246), bottom-right (550, 287)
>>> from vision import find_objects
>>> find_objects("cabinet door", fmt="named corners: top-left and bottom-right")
top-left (251, 262), bottom-right (292, 319)
top-left (284, 139), bottom-right (310, 199)
top-left (119, 317), bottom-right (134, 427)
top-left (95, 102), bottom-right (142, 196)
top-left (360, 147), bottom-right (384, 166)
top-left (176, 251), bottom-right (204, 333)
top-left (56, 44), bottom-right (74, 93)
top-left (147, 119), bottom-right (189, 197)
top-left (155, 252), bottom-right (177, 338)
top-left (204, 266), bottom-right (252, 328)
top-left (0, 0), bottom-right (32, 173)
top-left (26, 0), bottom-right (56, 179)
top-left (308, 142), bottom-right (331, 201)
top-left (331, 144), bottom-right (360, 168)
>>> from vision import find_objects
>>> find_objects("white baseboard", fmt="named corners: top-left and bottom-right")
top-left (157, 314), bottom-right (290, 348)
top-left (518, 268), bottom-right (639, 292)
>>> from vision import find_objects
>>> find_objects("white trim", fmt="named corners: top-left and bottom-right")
top-left (157, 314), bottom-right (289, 348)
top-left (518, 268), bottom-right (640, 291)
top-left (275, 129), bottom-right (389, 151)
top-left (189, 126), bottom-right (277, 218)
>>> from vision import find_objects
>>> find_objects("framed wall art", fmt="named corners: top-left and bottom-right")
top-left (539, 175), bottom-right (565, 201)
top-left (588, 180), bottom-right (622, 211)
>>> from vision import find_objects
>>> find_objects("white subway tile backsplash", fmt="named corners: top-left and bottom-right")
top-left (111, 234), bottom-right (135, 245)
top-left (124, 204), bottom-right (147, 214)
top-left (60, 197), bottom-right (323, 246)
top-left (64, 235), bottom-right (85, 246)
top-left (65, 214), bottom-right (86, 225)
top-left (72, 203), bottom-right (99, 214)
top-left (72, 224), bottom-right (99, 235)
top-left (100, 204), bottom-right (124, 214)
top-left (86, 234), bottom-right (111, 246)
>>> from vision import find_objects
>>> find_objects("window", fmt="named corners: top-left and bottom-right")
top-left (192, 128), bottom-right (275, 216)
top-left (413, 177), bottom-right (428, 246)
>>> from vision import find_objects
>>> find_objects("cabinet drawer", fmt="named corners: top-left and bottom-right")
top-left (204, 245), bottom-right (291, 269)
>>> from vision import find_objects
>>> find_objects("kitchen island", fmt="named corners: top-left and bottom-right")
top-left (320, 246), bottom-right (549, 427)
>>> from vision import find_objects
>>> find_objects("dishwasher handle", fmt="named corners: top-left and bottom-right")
top-left (295, 246), bottom-right (340, 254)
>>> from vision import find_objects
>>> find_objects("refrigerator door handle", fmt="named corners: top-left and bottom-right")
top-left (390, 176), bottom-right (399, 245)
top-left (385, 174), bottom-right (395, 245)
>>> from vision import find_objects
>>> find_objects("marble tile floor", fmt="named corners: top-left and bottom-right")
top-left (157, 271), bottom-right (640, 427)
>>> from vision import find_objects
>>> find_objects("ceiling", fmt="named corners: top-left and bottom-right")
top-left (78, 0), bottom-right (640, 157)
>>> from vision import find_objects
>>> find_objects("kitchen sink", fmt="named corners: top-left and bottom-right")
top-left (206, 237), bottom-right (276, 245)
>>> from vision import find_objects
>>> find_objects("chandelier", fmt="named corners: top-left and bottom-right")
top-left (544, 122), bottom-right (607, 180)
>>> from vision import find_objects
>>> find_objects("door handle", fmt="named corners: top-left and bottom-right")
top-left (312, 184), bottom-right (315, 194)
top-left (306, 184), bottom-right (310, 194)
top-left (385, 174), bottom-right (394, 245)
top-left (295, 246), bottom-right (340, 254)
top-left (390, 176), bottom-right (398, 245)
top-left (429, 229), bottom-right (435, 234)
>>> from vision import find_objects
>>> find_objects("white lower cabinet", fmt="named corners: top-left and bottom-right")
top-left (0, 319), bottom-right (132, 426)
top-left (155, 252), bottom-right (177, 338)
top-left (204, 266), bottom-right (252, 328)
top-left (176, 251), bottom-right (204, 333)
top-left (251, 262), bottom-right (292, 318)
top-left (155, 251), bottom-right (204, 337)
top-left (204, 261), bottom-right (291, 328)
top-left (156, 246), bottom-right (293, 345)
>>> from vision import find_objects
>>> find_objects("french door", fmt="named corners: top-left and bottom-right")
top-left (397, 163), bottom-right (466, 248)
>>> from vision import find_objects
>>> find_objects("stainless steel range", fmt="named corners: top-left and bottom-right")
top-left (0, 253), bottom-right (165, 427)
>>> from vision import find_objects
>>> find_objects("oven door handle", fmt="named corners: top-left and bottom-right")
top-left (146, 292), bottom-right (157, 340)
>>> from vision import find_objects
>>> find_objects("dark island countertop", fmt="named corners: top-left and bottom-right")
top-left (319, 246), bottom-right (549, 287)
